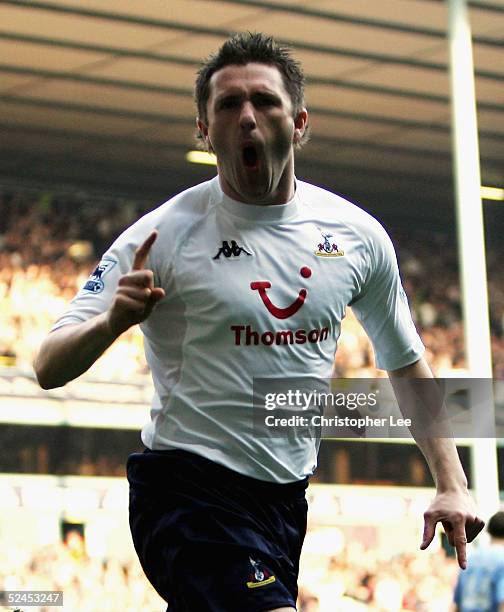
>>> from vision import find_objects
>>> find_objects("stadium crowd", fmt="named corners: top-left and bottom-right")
top-left (0, 532), bottom-right (458, 611)
top-left (1, 188), bottom-right (503, 379)
top-left (0, 188), bottom-right (500, 609)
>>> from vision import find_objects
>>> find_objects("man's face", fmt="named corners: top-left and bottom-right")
top-left (198, 62), bottom-right (307, 204)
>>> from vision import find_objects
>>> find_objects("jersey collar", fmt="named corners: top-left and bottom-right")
top-left (211, 176), bottom-right (300, 224)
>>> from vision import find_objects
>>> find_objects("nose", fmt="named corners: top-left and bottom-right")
top-left (239, 101), bottom-right (256, 132)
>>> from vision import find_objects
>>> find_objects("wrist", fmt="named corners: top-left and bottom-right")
top-left (101, 311), bottom-right (122, 340)
top-left (435, 476), bottom-right (468, 494)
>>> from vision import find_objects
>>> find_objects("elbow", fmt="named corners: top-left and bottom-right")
top-left (36, 374), bottom-right (56, 391)
top-left (34, 366), bottom-right (52, 390)
top-left (35, 371), bottom-right (64, 390)
top-left (33, 355), bottom-right (61, 390)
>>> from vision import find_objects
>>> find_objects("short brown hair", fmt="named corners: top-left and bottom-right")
top-left (195, 32), bottom-right (309, 147)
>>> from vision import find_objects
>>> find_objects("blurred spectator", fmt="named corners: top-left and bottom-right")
top-left (453, 511), bottom-right (504, 612)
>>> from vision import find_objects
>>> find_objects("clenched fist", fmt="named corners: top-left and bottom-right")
top-left (106, 231), bottom-right (165, 337)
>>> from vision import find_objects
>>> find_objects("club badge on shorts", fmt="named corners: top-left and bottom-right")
top-left (246, 556), bottom-right (276, 589)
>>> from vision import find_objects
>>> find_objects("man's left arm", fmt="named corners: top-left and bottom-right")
top-left (388, 356), bottom-right (485, 569)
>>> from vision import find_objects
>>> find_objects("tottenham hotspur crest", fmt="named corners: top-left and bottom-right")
top-left (314, 230), bottom-right (344, 257)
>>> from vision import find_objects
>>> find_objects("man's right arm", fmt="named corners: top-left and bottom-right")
top-left (34, 230), bottom-right (165, 389)
top-left (34, 314), bottom-right (117, 389)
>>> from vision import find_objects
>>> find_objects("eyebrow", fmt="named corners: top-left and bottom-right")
top-left (214, 90), bottom-right (283, 107)
top-left (215, 93), bottom-right (241, 106)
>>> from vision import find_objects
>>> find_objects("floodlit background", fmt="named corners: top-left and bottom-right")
top-left (0, 0), bottom-right (502, 610)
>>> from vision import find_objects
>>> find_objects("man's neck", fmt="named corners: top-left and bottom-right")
top-left (219, 177), bottom-right (295, 206)
top-left (217, 158), bottom-right (296, 205)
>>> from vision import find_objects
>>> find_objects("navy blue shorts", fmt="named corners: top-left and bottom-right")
top-left (127, 449), bottom-right (308, 612)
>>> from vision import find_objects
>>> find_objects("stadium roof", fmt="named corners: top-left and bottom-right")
top-left (0, 0), bottom-right (502, 222)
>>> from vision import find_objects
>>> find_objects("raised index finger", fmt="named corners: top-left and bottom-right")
top-left (132, 230), bottom-right (157, 271)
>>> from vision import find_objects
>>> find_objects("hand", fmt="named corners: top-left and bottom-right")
top-left (421, 489), bottom-right (485, 569)
top-left (106, 231), bottom-right (166, 337)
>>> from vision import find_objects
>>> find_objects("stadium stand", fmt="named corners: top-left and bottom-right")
top-left (1, 188), bottom-right (502, 379)
top-left (0, 185), bottom-right (501, 610)
top-left (0, 535), bottom-right (459, 611)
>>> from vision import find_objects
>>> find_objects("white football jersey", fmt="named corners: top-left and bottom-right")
top-left (53, 177), bottom-right (424, 482)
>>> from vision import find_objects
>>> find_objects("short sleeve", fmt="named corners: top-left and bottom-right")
top-left (51, 232), bottom-right (136, 330)
top-left (51, 215), bottom-right (169, 331)
top-left (350, 223), bottom-right (424, 371)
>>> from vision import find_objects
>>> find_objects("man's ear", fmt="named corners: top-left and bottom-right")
top-left (196, 118), bottom-right (213, 152)
top-left (293, 108), bottom-right (308, 145)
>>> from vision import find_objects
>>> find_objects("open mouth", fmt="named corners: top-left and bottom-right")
top-left (242, 145), bottom-right (259, 169)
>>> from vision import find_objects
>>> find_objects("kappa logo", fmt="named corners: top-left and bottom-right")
top-left (82, 258), bottom-right (117, 294)
top-left (315, 230), bottom-right (344, 257)
top-left (246, 557), bottom-right (276, 589)
top-left (213, 240), bottom-right (252, 260)
top-left (251, 266), bottom-right (312, 319)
